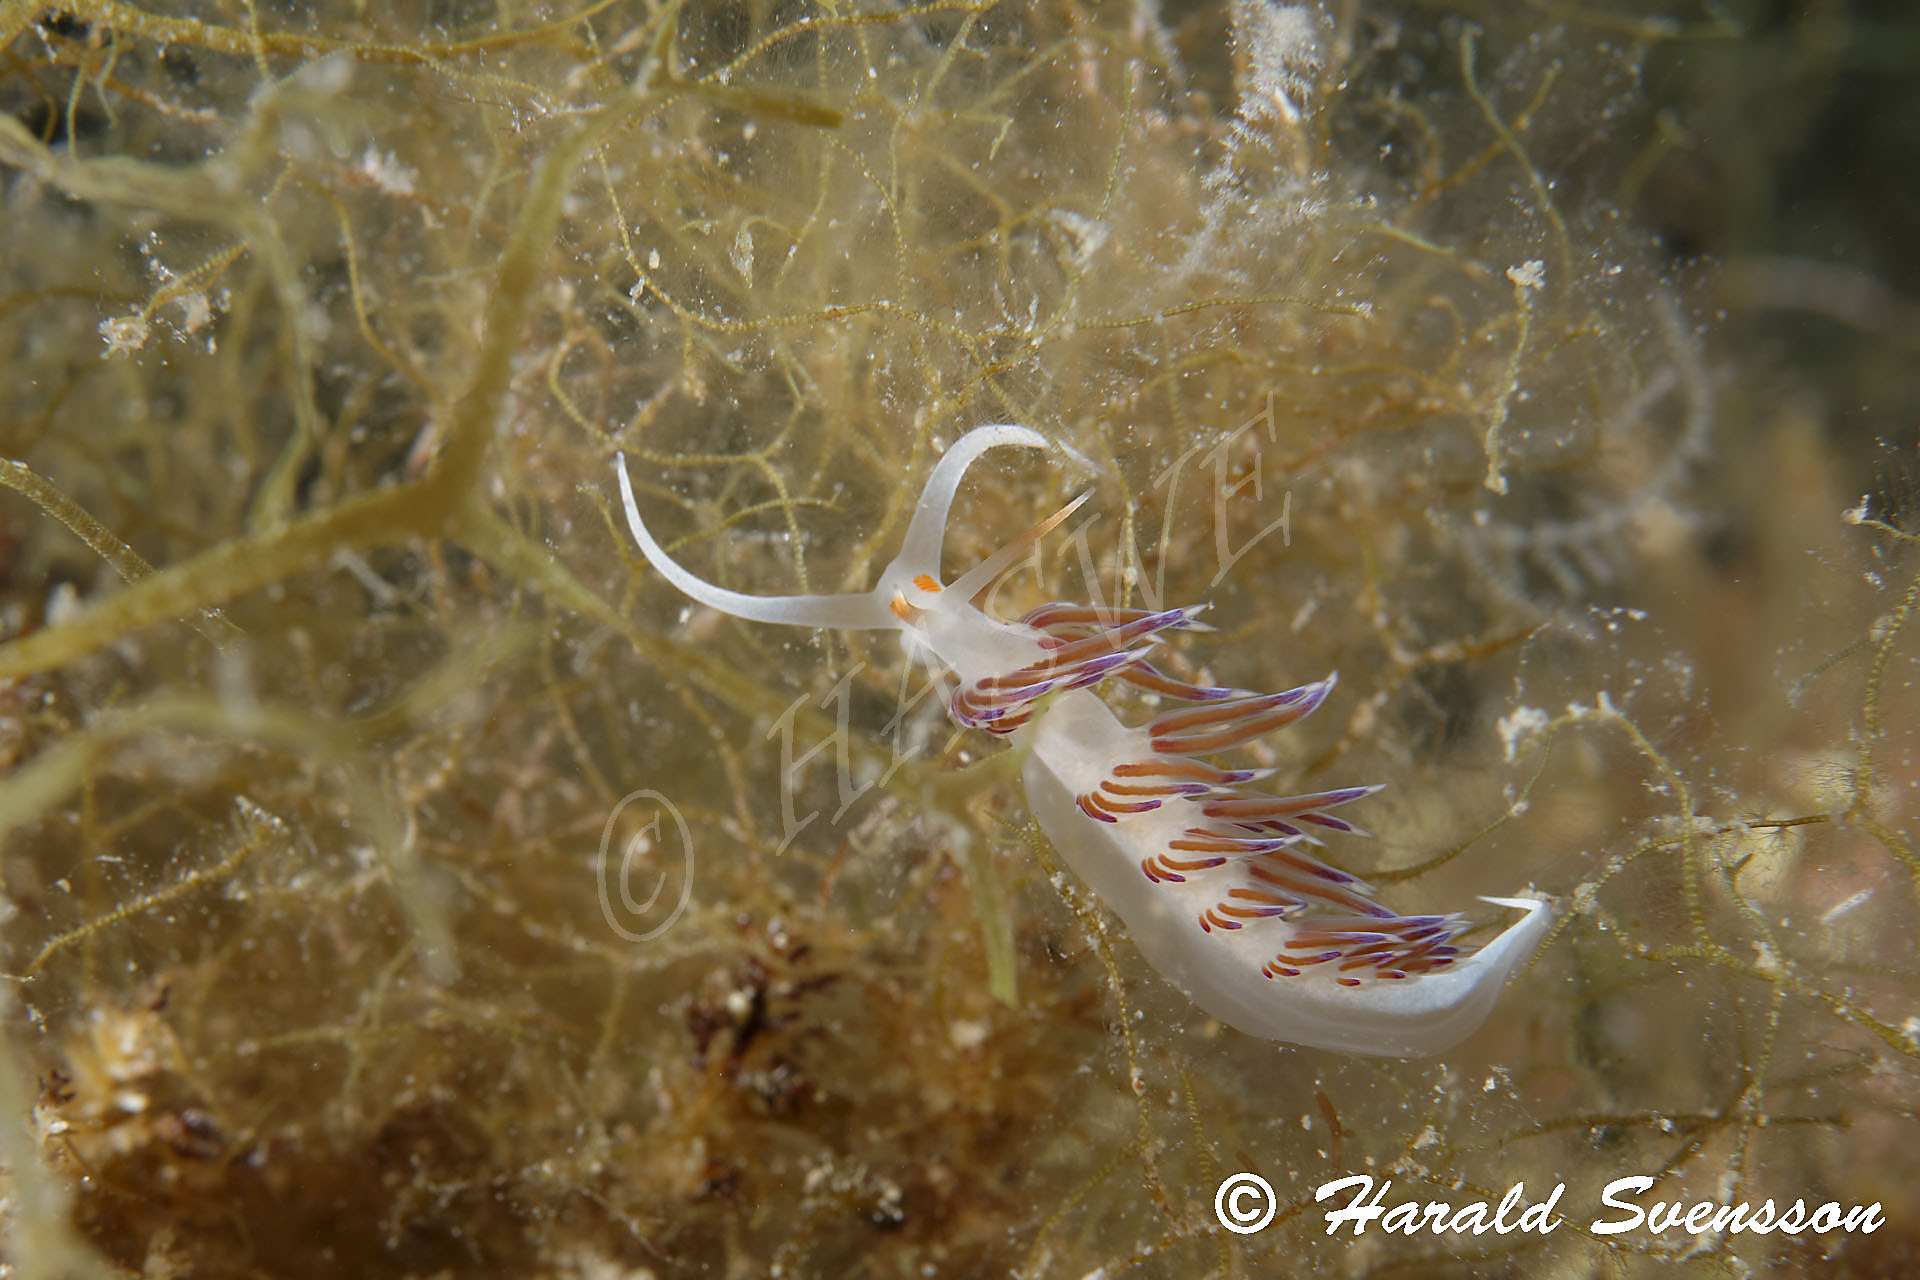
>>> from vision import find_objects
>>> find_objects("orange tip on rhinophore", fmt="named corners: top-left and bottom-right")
top-left (912, 573), bottom-right (942, 592)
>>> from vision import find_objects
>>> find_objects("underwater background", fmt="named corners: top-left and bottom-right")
top-left (0, 0), bottom-right (1916, 1275)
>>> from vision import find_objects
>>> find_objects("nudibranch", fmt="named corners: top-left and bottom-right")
top-left (615, 425), bottom-right (1549, 1056)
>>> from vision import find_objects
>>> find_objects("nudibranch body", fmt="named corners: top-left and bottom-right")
top-left (616, 425), bottom-right (1549, 1056)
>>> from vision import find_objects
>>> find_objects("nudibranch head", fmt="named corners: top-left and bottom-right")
top-left (615, 426), bottom-right (1550, 1056)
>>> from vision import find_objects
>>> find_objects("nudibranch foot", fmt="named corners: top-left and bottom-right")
top-left (613, 425), bottom-right (1552, 1056)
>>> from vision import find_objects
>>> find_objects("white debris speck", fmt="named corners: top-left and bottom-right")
top-left (175, 289), bottom-right (213, 335)
top-left (1506, 259), bottom-right (1546, 291)
top-left (357, 146), bottom-right (417, 197)
top-left (293, 49), bottom-right (353, 96)
top-left (730, 224), bottom-right (754, 283)
top-left (46, 581), bottom-right (83, 626)
top-left (1495, 705), bottom-right (1549, 762)
top-left (1843, 495), bottom-right (1870, 525)
top-left (99, 314), bottom-right (150, 358)
top-left (1046, 208), bottom-right (1109, 269)
top-left (947, 1019), bottom-right (989, 1051)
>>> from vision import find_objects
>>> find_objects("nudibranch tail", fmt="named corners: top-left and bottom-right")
top-left (1010, 598), bottom-right (1549, 1052)
top-left (612, 424), bottom-right (1552, 1057)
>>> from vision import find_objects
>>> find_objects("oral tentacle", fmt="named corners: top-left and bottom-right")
top-left (889, 423), bottom-right (1054, 580)
top-left (616, 454), bottom-right (899, 631)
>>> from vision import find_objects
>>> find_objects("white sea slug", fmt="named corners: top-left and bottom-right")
top-left (616, 425), bottom-right (1550, 1056)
